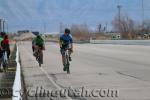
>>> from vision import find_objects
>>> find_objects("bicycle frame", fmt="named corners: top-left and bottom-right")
top-left (35, 46), bottom-right (43, 67)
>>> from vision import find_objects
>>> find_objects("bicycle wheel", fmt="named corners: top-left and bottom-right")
top-left (39, 62), bottom-right (41, 67)
top-left (38, 50), bottom-right (43, 67)
top-left (66, 54), bottom-right (70, 74)
top-left (37, 53), bottom-right (41, 67)
top-left (66, 63), bottom-right (70, 74)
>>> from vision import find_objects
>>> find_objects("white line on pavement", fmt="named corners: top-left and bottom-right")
top-left (40, 67), bottom-right (73, 100)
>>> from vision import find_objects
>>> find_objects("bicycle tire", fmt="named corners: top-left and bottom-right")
top-left (66, 54), bottom-right (70, 74)
top-left (38, 56), bottom-right (41, 67)
top-left (38, 53), bottom-right (42, 67)
top-left (66, 64), bottom-right (70, 74)
top-left (39, 62), bottom-right (41, 67)
top-left (35, 49), bottom-right (42, 67)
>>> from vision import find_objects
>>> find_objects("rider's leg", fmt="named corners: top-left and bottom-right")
top-left (37, 45), bottom-right (43, 64)
top-left (7, 48), bottom-right (10, 59)
top-left (68, 49), bottom-right (72, 61)
top-left (61, 49), bottom-right (66, 71)
top-left (62, 54), bottom-right (65, 65)
top-left (62, 55), bottom-right (66, 71)
top-left (60, 49), bottom-right (65, 64)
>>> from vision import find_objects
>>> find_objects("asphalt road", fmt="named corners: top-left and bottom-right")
top-left (19, 41), bottom-right (150, 100)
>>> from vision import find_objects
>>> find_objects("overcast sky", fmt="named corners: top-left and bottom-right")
top-left (0, 0), bottom-right (150, 33)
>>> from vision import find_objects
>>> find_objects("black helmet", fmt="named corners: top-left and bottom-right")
top-left (37, 35), bottom-right (40, 38)
top-left (65, 28), bottom-right (70, 34)
top-left (37, 34), bottom-right (42, 38)
top-left (0, 32), bottom-right (6, 37)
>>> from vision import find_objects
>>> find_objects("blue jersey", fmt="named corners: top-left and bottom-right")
top-left (60, 33), bottom-right (73, 48)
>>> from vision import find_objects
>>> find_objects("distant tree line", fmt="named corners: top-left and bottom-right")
top-left (112, 14), bottom-right (150, 39)
top-left (60, 12), bottom-right (150, 40)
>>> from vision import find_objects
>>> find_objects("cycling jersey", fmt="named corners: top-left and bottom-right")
top-left (60, 33), bottom-right (73, 49)
top-left (35, 36), bottom-right (44, 46)
top-left (2, 38), bottom-right (9, 50)
top-left (0, 36), bottom-right (3, 43)
top-left (1, 35), bottom-right (10, 59)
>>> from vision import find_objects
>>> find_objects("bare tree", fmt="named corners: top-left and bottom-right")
top-left (143, 20), bottom-right (150, 34)
top-left (112, 15), bottom-right (136, 39)
top-left (70, 24), bottom-right (91, 41)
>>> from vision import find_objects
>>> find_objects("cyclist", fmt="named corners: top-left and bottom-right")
top-left (34, 34), bottom-right (45, 64)
top-left (0, 32), bottom-right (4, 71)
top-left (59, 28), bottom-right (73, 71)
top-left (0, 32), bottom-right (7, 57)
top-left (1, 34), bottom-right (10, 59)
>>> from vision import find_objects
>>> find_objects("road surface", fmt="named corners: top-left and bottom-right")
top-left (19, 41), bottom-right (150, 100)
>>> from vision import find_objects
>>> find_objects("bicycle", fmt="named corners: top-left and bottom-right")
top-left (64, 49), bottom-right (71, 74)
top-left (34, 46), bottom-right (43, 67)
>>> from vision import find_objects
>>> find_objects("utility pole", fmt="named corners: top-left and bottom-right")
top-left (105, 22), bottom-right (107, 32)
top-left (142, 0), bottom-right (144, 28)
top-left (117, 5), bottom-right (121, 33)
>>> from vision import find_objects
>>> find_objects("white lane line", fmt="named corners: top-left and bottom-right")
top-left (21, 43), bottom-right (73, 100)
top-left (40, 67), bottom-right (61, 90)
top-left (40, 67), bottom-right (73, 100)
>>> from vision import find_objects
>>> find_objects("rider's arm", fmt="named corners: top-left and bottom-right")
top-left (59, 36), bottom-right (63, 48)
top-left (70, 36), bottom-right (73, 52)
top-left (41, 38), bottom-right (45, 50)
top-left (59, 40), bottom-right (62, 48)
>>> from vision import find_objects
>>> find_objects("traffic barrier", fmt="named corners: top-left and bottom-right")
top-left (12, 45), bottom-right (22, 100)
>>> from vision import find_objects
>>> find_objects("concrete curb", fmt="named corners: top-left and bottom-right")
top-left (12, 45), bottom-right (22, 100)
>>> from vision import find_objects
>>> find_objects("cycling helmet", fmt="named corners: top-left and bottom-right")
top-left (0, 32), bottom-right (6, 37)
top-left (65, 28), bottom-right (70, 34)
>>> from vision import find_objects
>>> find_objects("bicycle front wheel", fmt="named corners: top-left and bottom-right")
top-left (66, 64), bottom-right (70, 74)
top-left (38, 50), bottom-right (43, 67)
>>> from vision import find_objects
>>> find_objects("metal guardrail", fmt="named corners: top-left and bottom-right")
top-left (90, 40), bottom-right (150, 46)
